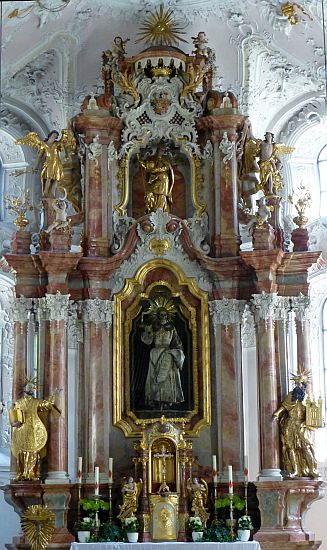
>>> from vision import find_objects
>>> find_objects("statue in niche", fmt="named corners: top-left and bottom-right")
top-left (187, 477), bottom-right (210, 527)
top-left (273, 369), bottom-right (322, 478)
top-left (138, 145), bottom-right (174, 213)
top-left (16, 128), bottom-right (77, 199)
top-left (117, 477), bottom-right (142, 520)
top-left (9, 380), bottom-right (61, 481)
top-left (140, 295), bottom-right (185, 411)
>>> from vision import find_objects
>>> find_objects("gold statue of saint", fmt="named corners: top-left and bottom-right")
top-left (16, 128), bottom-right (76, 198)
top-left (138, 146), bottom-right (174, 213)
top-left (187, 477), bottom-right (209, 527)
top-left (273, 369), bottom-right (321, 478)
top-left (9, 381), bottom-right (61, 481)
top-left (117, 477), bottom-right (142, 520)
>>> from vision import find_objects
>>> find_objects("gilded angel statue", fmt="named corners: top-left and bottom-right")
top-left (16, 128), bottom-right (77, 199)
top-left (187, 477), bottom-right (210, 527)
top-left (117, 477), bottom-right (143, 520)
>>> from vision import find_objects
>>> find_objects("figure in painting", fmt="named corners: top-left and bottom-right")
top-left (187, 477), bottom-right (209, 527)
top-left (140, 296), bottom-right (185, 410)
top-left (16, 128), bottom-right (76, 198)
top-left (273, 368), bottom-right (319, 478)
top-left (117, 477), bottom-right (142, 520)
top-left (138, 145), bottom-right (174, 213)
top-left (9, 380), bottom-right (61, 481)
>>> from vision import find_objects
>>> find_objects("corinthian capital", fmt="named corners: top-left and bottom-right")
top-left (81, 298), bottom-right (114, 330)
top-left (209, 298), bottom-right (245, 332)
top-left (36, 292), bottom-right (71, 322)
top-left (291, 293), bottom-right (311, 322)
top-left (9, 297), bottom-right (33, 324)
top-left (251, 292), bottom-right (281, 321)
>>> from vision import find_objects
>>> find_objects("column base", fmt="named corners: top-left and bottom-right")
top-left (258, 468), bottom-right (283, 481)
top-left (45, 471), bottom-right (70, 484)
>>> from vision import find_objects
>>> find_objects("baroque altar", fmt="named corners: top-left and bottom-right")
top-left (1, 6), bottom-right (325, 550)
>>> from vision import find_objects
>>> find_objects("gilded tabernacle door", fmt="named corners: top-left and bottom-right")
top-left (113, 260), bottom-right (210, 436)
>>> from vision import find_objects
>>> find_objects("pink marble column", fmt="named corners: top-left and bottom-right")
top-left (252, 294), bottom-right (282, 479)
top-left (43, 294), bottom-right (70, 481)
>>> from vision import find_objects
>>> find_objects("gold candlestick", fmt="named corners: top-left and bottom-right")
top-left (229, 493), bottom-right (235, 540)
top-left (108, 484), bottom-right (113, 524)
top-left (244, 480), bottom-right (248, 516)
top-left (213, 482), bottom-right (218, 523)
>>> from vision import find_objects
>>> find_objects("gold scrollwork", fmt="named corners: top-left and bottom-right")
top-left (114, 154), bottom-right (129, 216)
top-left (178, 140), bottom-right (206, 216)
top-left (113, 260), bottom-right (210, 438)
top-left (149, 238), bottom-right (171, 255)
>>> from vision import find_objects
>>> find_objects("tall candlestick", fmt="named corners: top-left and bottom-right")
top-left (95, 466), bottom-right (100, 496)
top-left (77, 456), bottom-right (83, 483)
top-left (244, 455), bottom-right (248, 482)
top-left (228, 465), bottom-right (233, 495)
top-left (108, 457), bottom-right (113, 485)
top-left (212, 455), bottom-right (218, 484)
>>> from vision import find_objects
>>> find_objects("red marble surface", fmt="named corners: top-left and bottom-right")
top-left (87, 323), bottom-right (105, 470)
top-left (39, 251), bottom-right (82, 294)
top-left (257, 318), bottom-right (279, 471)
top-left (46, 320), bottom-right (68, 475)
top-left (11, 231), bottom-right (31, 254)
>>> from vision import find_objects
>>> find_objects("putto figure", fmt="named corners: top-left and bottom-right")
top-left (273, 368), bottom-right (322, 478)
top-left (9, 380), bottom-right (61, 481)
top-left (16, 128), bottom-right (76, 198)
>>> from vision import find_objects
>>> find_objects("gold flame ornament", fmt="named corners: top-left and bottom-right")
top-left (4, 190), bottom-right (33, 230)
top-left (136, 5), bottom-right (188, 47)
top-left (281, 2), bottom-right (313, 25)
top-left (21, 505), bottom-right (55, 550)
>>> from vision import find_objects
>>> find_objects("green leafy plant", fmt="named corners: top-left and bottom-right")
top-left (94, 523), bottom-right (124, 542)
top-left (74, 517), bottom-right (96, 532)
top-left (79, 498), bottom-right (109, 518)
top-left (238, 515), bottom-right (253, 530)
top-left (187, 516), bottom-right (203, 532)
top-left (123, 516), bottom-right (139, 533)
top-left (215, 494), bottom-right (245, 512)
top-left (203, 524), bottom-right (232, 542)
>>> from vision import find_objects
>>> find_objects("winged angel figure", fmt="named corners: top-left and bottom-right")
top-left (16, 128), bottom-right (76, 199)
top-left (117, 477), bottom-right (143, 520)
top-left (187, 477), bottom-right (210, 527)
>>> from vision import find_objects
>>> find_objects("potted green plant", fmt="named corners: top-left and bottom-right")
top-left (95, 523), bottom-right (124, 542)
top-left (215, 494), bottom-right (245, 524)
top-left (203, 521), bottom-right (232, 542)
top-left (123, 516), bottom-right (139, 542)
top-left (187, 516), bottom-right (203, 542)
top-left (237, 515), bottom-right (253, 541)
top-left (74, 517), bottom-right (95, 543)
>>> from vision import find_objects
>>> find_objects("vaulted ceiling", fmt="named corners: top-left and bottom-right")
top-left (1, 0), bottom-right (326, 143)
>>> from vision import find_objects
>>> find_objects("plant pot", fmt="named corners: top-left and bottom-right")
top-left (192, 531), bottom-right (203, 542)
top-left (127, 532), bottom-right (139, 543)
top-left (77, 531), bottom-right (91, 543)
top-left (237, 529), bottom-right (250, 542)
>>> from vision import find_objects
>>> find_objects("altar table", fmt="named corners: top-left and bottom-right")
top-left (71, 542), bottom-right (261, 550)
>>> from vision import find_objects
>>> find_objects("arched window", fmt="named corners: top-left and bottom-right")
top-left (317, 145), bottom-right (327, 218)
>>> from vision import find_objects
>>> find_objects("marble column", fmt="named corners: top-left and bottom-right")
top-left (252, 293), bottom-right (282, 480)
top-left (9, 297), bottom-right (34, 476)
top-left (292, 294), bottom-right (312, 378)
top-left (81, 298), bottom-right (114, 481)
top-left (209, 298), bottom-right (245, 477)
top-left (39, 293), bottom-right (70, 482)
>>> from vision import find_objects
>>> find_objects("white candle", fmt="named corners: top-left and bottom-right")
top-left (94, 466), bottom-right (100, 495)
top-left (108, 457), bottom-right (113, 485)
top-left (77, 456), bottom-right (83, 482)
top-left (244, 455), bottom-right (248, 483)
top-left (212, 455), bottom-right (218, 484)
top-left (228, 464), bottom-right (233, 495)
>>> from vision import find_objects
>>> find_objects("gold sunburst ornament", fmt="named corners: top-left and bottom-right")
top-left (21, 505), bottom-right (55, 550)
top-left (136, 5), bottom-right (188, 47)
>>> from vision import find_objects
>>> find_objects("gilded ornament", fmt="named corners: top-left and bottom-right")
top-left (21, 505), bottom-right (55, 550)
top-left (136, 5), bottom-right (187, 47)
top-left (180, 63), bottom-right (205, 105)
top-left (111, 68), bottom-right (140, 106)
top-left (138, 145), bottom-right (174, 214)
top-left (149, 238), bottom-right (171, 255)
top-left (187, 477), bottom-right (210, 527)
top-left (117, 477), bottom-right (143, 520)
top-left (15, 128), bottom-right (77, 199)
top-left (9, 381), bottom-right (61, 481)
top-left (281, 2), bottom-right (313, 25)
top-left (288, 181), bottom-right (311, 228)
top-left (4, 190), bottom-right (33, 230)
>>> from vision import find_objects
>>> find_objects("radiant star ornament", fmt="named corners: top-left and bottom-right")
top-left (136, 5), bottom-right (188, 47)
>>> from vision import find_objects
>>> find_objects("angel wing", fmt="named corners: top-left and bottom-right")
top-left (15, 132), bottom-right (47, 155)
top-left (274, 144), bottom-right (295, 157)
top-left (136, 478), bottom-right (143, 500)
top-left (241, 137), bottom-right (261, 177)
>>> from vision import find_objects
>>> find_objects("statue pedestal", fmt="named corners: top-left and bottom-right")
top-left (49, 229), bottom-right (72, 252)
top-left (11, 231), bottom-right (31, 254)
top-left (254, 479), bottom-right (325, 549)
top-left (292, 228), bottom-right (309, 252)
top-left (253, 223), bottom-right (276, 250)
